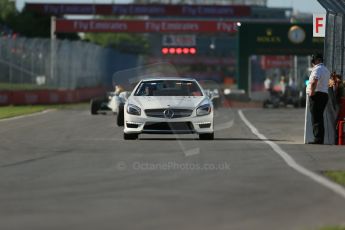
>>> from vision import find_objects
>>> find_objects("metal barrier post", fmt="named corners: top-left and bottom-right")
top-left (50, 16), bottom-right (56, 86)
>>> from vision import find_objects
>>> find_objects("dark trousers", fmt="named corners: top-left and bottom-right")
top-left (309, 92), bottom-right (329, 143)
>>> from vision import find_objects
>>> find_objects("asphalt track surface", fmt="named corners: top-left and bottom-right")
top-left (0, 107), bottom-right (345, 230)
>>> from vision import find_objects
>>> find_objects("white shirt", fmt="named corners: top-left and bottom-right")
top-left (306, 63), bottom-right (330, 95)
top-left (264, 78), bottom-right (272, 90)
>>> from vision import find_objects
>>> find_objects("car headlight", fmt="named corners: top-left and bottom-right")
top-left (127, 104), bottom-right (141, 116)
top-left (196, 104), bottom-right (211, 116)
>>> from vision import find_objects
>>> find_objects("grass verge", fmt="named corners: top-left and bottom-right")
top-left (0, 83), bottom-right (51, 90)
top-left (323, 171), bottom-right (345, 186)
top-left (0, 103), bottom-right (88, 120)
top-left (318, 227), bottom-right (345, 230)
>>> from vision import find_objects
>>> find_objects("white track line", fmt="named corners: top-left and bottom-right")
top-left (238, 109), bottom-right (345, 199)
top-left (0, 109), bottom-right (55, 122)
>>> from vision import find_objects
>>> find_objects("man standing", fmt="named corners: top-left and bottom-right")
top-left (307, 53), bottom-right (330, 144)
top-left (264, 76), bottom-right (273, 93)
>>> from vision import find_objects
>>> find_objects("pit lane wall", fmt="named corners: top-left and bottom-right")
top-left (0, 87), bottom-right (106, 105)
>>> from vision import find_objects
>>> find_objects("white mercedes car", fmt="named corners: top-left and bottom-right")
top-left (123, 78), bottom-right (214, 140)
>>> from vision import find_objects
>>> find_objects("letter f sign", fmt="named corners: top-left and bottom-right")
top-left (313, 14), bottom-right (326, 37)
top-left (316, 17), bottom-right (323, 33)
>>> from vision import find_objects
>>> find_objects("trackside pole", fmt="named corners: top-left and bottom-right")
top-left (50, 16), bottom-right (56, 85)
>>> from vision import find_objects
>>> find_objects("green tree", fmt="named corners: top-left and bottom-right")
top-left (8, 10), bottom-right (51, 37)
top-left (8, 9), bottom-right (80, 39)
top-left (0, 0), bottom-right (79, 39)
top-left (0, 0), bottom-right (16, 23)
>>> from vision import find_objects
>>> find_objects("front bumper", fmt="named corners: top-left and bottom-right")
top-left (124, 111), bottom-right (213, 134)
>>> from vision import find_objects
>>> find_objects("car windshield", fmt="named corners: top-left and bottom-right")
top-left (134, 80), bottom-right (203, 96)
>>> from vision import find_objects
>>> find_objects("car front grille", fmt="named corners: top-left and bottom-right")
top-left (143, 122), bottom-right (195, 134)
top-left (145, 109), bottom-right (193, 119)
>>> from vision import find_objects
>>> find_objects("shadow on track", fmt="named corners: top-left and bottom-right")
top-left (139, 137), bottom-right (289, 142)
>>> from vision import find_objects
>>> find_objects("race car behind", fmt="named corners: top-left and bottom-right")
top-left (90, 91), bottom-right (130, 126)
